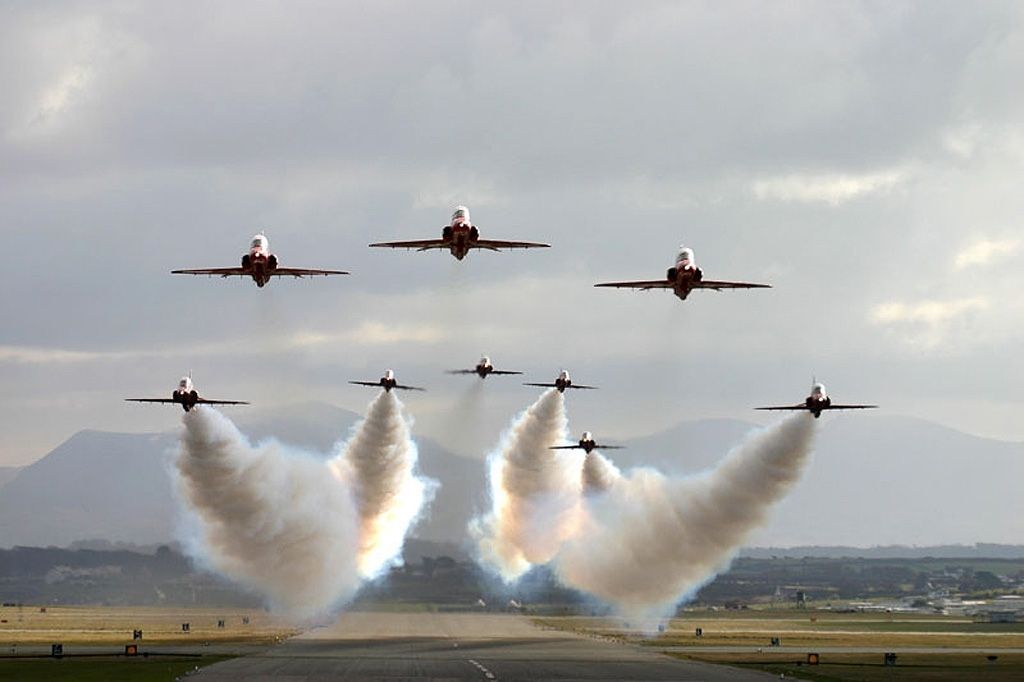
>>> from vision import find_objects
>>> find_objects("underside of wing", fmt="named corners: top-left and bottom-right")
top-left (523, 382), bottom-right (556, 388)
top-left (693, 279), bottom-right (772, 290)
top-left (369, 239), bottom-right (448, 251)
top-left (825, 404), bottom-right (879, 410)
top-left (446, 369), bottom-right (477, 375)
top-left (594, 279), bottom-right (674, 291)
top-left (755, 405), bottom-right (807, 411)
top-left (196, 398), bottom-right (250, 405)
top-left (471, 239), bottom-right (551, 251)
top-left (394, 384), bottom-right (426, 392)
top-left (549, 445), bottom-right (582, 450)
top-left (595, 445), bottom-right (625, 450)
top-left (271, 267), bottom-right (350, 278)
top-left (568, 384), bottom-right (599, 390)
top-left (171, 267), bottom-right (247, 277)
top-left (349, 381), bottom-right (381, 387)
top-left (490, 370), bottom-right (524, 375)
top-left (124, 398), bottom-right (175, 404)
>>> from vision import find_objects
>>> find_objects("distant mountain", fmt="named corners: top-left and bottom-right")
top-left (1, 407), bottom-right (1020, 551)
top-left (607, 413), bottom-right (1024, 547)
top-left (0, 466), bottom-right (22, 489)
top-left (0, 403), bottom-right (485, 549)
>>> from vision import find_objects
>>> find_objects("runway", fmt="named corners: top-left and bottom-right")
top-left (195, 611), bottom-right (771, 681)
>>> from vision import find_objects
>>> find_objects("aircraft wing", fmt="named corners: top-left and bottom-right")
top-left (124, 398), bottom-right (177, 404)
top-left (369, 239), bottom-right (448, 251)
top-left (594, 445), bottom-right (625, 449)
top-left (692, 279), bottom-right (771, 291)
top-left (569, 384), bottom-right (598, 390)
top-left (755, 405), bottom-right (807, 411)
top-left (825, 404), bottom-right (878, 411)
top-left (171, 267), bottom-right (247, 278)
top-left (489, 370), bottom-right (524, 375)
top-left (349, 381), bottom-right (382, 388)
top-left (394, 384), bottom-right (427, 392)
top-left (471, 239), bottom-right (551, 251)
top-left (549, 445), bottom-right (583, 450)
top-left (523, 382), bottom-right (557, 388)
top-left (445, 369), bottom-right (478, 375)
top-left (594, 279), bottom-right (674, 291)
top-left (196, 398), bottom-right (250, 406)
top-left (270, 267), bottom-right (350, 278)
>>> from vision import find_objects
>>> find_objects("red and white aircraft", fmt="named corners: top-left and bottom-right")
top-left (124, 373), bottom-right (249, 412)
top-left (349, 369), bottom-right (426, 392)
top-left (757, 381), bottom-right (877, 419)
top-left (595, 246), bottom-right (770, 301)
top-left (369, 206), bottom-right (550, 261)
top-left (524, 370), bottom-right (598, 393)
top-left (172, 233), bottom-right (350, 288)
top-left (550, 431), bottom-right (624, 454)
top-left (446, 356), bottom-right (524, 379)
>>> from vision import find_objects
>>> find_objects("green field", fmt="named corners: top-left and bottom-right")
top-left (0, 655), bottom-right (235, 681)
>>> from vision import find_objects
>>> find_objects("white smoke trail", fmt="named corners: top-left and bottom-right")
top-left (471, 389), bottom-right (582, 581)
top-left (553, 413), bottom-right (817, 618)
top-left (331, 390), bottom-right (435, 578)
top-left (174, 393), bottom-right (433, 620)
top-left (582, 451), bottom-right (621, 495)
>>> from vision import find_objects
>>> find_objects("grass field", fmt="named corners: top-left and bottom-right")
top-left (0, 655), bottom-right (234, 681)
top-left (0, 604), bottom-right (296, 646)
top-left (536, 609), bottom-right (1024, 680)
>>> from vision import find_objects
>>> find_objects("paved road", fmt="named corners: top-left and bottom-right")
top-left (195, 612), bottom-right (771, 681)
top-left (663, 645), bottom-right (1024, 655)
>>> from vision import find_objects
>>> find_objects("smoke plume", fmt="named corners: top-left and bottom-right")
top-left (174, 392), bottom-right (432, 619)
top-left (581, 451), bottom-right (621, 494)
top-left (554, 413), bottom-right (817, 617)
top-left (471, 389), bottom-right (582, 581)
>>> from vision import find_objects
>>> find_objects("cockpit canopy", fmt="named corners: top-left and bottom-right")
top-left (581, 431), bottom-right (593, 441)
top-left (677, 247), bottom-right (694, 263)
top-left (812, 383), bottom-right (827, 397)
top-left (251, 234), bottom-right (268, 250)
top-left (480, 356), bottom-right (491, 366)
top-left (452, 206), bottom-right (470, 223)
top-left (179, 376), bottom-right (192, 390)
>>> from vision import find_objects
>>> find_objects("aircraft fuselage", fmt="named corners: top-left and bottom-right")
top-left (805, 395), bottom-right (832, 418)
top-left (667, 263), bottom-right (704, 300)
top-left (475, 363), bottom-right (494, 378)
top-left (441, 221), bottom-right (481, 261)
top-left (173, 389), bottom-right (200, 412)
top-left (241, 247), bottom-right (279, 287)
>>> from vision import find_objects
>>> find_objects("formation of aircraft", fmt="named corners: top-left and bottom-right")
top-left (172, 233), bottom-right (350, 288)
top-left (756, 381), bottom-right (878, 419)
top-left (349, 369), bottom-right (426, 393)
top-left (595, 246), bottom-right (770, 301)
top-left (124, 373), bottom-right (249, 412)
top-left (524, 370), bottom-right (598, 393)
top-left (147, 220), bottom-right (880, 427)
top-left (369, 206), bottom-right (550, 261)
top-left (550, 431), bottom-right (624, 454)
top-left (446, 356), bottom-right (523, 379)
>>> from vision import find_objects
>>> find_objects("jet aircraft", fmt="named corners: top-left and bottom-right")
top-left (446, 356), bottom-right (523, 379)
top-left (756, 381), bottom-right (877, 418)
top-left (124, 373), bottom-right (249, 412)
top-left (172, 233), bottom-right (350, 287)
top-left (524, 370), bottom-right (598, 393)
top-left (550, 431), bottom-right (624, 454)
top-left (595, 246), bottom-right (770, 300)
top-left (369, 206), bottom-right (550, 261)
top-left (349, 369), bottom-right (426, 392)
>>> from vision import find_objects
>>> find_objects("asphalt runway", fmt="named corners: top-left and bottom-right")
top-left (194, 611), bottom-right (771, 681)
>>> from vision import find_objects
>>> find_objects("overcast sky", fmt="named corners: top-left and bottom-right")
top-left (1, 1), bottom-right (1022, 466)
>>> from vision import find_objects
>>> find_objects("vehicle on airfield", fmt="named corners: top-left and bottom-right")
top-left (594, 246), bottom-right (770, 301)
top-left (756, 380), bottom-right (878, 418)
top-left (349, 369), bottom-right (426, 392)
top-left (124, 373), bottom-right (249, 412)
top-left (550, 431), bottom-right (624, 454)
top-left (172, 233), bottom-right (350, 287)
top-left (446, 356), bottom-right (523, 379)
top-left (369, 206), bottom-right (550, 261)
top-left (524, 370), bottom-right (598, 393)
